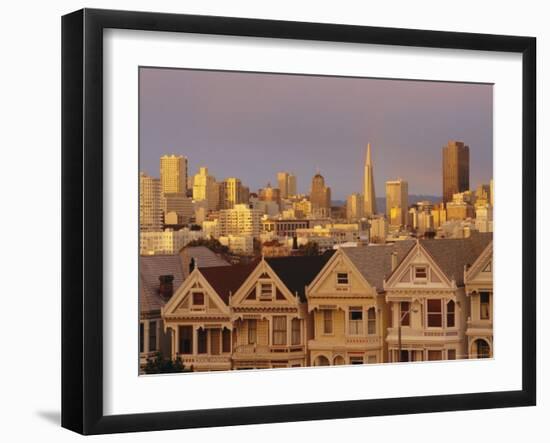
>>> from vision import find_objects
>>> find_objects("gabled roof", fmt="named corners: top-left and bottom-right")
top-left (140, 248), bottom-right (230, 314)
top-left (265, 251), bottom-right (336, 301)
top-left (342, 241), bottom-right (416, 292)
top-left (180, 246), bottom-right (230, 276)
top-left (419, 232), bottom-right (492, 286)
top-left (140, 255), bottom-right (186, 314)
top-left (199, 259), bottom-right (260, 304)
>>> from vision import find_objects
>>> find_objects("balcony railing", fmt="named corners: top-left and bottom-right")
top-left (177, 354), bottom-right (232, 364)
top-left (234, 344), bottom-right (305, 355)
top-left (345, 336), bottom-right (381, 346)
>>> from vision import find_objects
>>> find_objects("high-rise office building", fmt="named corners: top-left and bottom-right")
top-left (386, 179), bottom-right (409, 228)
top-left (139, 172), bottom-right (162, 231)
top-left (193, 167), bottom-right (219, 210)
top-left (160, 154), bottom-right (188, 195)
top-left (277, 172), bottom-right (297, 198)
top-left (363, 143), bottom-right (377, 217)
top-left (220, 177), bottom-right (243, 209)
top-left (310, 172), bottom-right (331, 218)
top-left (442, 141), bottom-right (469, 203)
top-left (346, 193), bottom-right (364, 221)
top-left (218, 204), bottom-right (262, 237)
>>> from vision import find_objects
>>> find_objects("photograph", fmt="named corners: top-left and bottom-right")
top-left (138, 67), bottom-right (494, 374)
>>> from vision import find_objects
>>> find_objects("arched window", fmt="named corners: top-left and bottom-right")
top-left (446, 300), bottom-right (455, 327)
top-left (314, 355), bottom-right (330, 366)
top-left (475, 339), bottom-right (491, 358)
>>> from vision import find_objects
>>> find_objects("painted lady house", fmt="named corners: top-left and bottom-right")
top-left (464, 240), bottom-right (493, 358)
top-left (306, 242), bottom-right (414, 366)
top-left (161, 260), bottom-right (257, 371)
top-left (383, 233), bottom-right (493, 363)
top-left (230, 253), bottom-right (334, 369)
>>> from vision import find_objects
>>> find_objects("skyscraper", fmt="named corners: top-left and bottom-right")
top-left (139, 173), bottom-right (162, 232)
top-left (363, 143), bottom-right (377, 217)
top-left (193, 167), bottom-right (219, 210)
top-left (346, 193), bottom-right (364, 221)
top-left (277, 172), bottom-right (297, 199)
top-left (160, 154), bottom-right (188, 195)
top-left (442, 140), bottom-right (470, 203)
top-left (310, 172), bottom-right (331, 218)
top-left (220, 177), bottom-right (243, 209)
top-left (386, 179), bottom-right (409, 228)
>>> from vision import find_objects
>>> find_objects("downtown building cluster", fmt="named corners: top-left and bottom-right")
top-left (139, 141), bottom-right (494, 371)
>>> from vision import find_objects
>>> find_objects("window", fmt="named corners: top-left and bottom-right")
top-left (399, 350), bottom-right (410, 362)
top-left (179, 325), bottom-right (193, 354)
top-left (415, 266), bottom-right (428, 279)
top-left (273, 316), bottom-right (287, 345)
top-left (427, 299), bottom-right (442, 327)
top-left (476, 339), bottom-right (491, 358)
top-left (427, 350), bottom-right (443, 361)
top-left (259, 283), bottom-right (273, 300)
top-left (148, 320), bottom-right (157, 352)
top-left (210, 329), bottom-right (221, 355)
top-left (337, 272), bottom-right (349, 285)
top-left (247, 319), bottom-right (257, 344)
top-left (349, 307), bottom-right (363, 335)
top-left (192, 292), bottom-right (205, 306)
top-left (139, 322), bottom-right (144, 353)
top-left (291, 318), bottom-right (301, 345)
top-left (323, 310), bottom-right (333, 334)
top-left (197, 329), bottom-right (208, 354)
top-left (480, 292), bottom-right (490, 319)
top-left (367, 308), bottom-right (376, 335)
top-left (350, 356), bottom-right (364, 365)
top-left (446, 300), bottom-right (455, 327)
top-left (400, 301), bottom-right (410, 326)
top-left (222, 328), bottom-right (231, 353)
top-left (448, 349), bottom-right (457, 360)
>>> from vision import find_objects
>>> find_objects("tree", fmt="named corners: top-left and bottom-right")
top-left (298, 241), bottom-right (320, 256)
top-left (186, 238), bottom-right (230, 255)
top-left (143, 352), bottom-right (191, 374)
top-left (189, 224), bottom-right (202, 231)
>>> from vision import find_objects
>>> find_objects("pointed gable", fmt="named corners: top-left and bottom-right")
top-left (199, 260), bottom-right (259, 304)
top-left (342, 240), bottom-right (415, 291)
top-left (265, 250), bottom-right (336, 301)
top-left (420, 233), bottom-right (492, 286)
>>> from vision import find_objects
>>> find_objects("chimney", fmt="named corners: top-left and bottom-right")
top-left (159, 275), bottom-right (174, 300)
top-left (189, 257), bottom-right (196, 274)
top-left (391, 251), bottom-right (398, 272)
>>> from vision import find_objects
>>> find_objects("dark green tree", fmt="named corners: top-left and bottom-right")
top-left (298, 241), bottom-right (320, 256)
top-left (143, 352), bottom-right (191, 374)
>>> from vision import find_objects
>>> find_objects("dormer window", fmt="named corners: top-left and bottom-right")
top-left (414, 266), bottom-right (428, 280)
top-left (337, 272), bottom-right (349, 285)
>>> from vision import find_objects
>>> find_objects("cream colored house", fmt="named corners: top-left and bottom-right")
top-left (306, 242), bottom-right (414, 366)
top-left (162, 261), bottom-right (256, 371)
top-left (384, 233), bottom-right (492, 362)
top-left (230, 253), bottom-right (334, 369)
top-left (464, 241), bottom-right (493, 358)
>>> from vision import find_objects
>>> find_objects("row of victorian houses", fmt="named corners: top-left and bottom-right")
top-left (140, 233), bottom-right (493, 372)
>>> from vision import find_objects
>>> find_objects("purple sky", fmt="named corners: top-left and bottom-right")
top-left (139, 67), bottom-right (493, 200)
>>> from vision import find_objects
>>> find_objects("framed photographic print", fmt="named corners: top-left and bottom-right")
top-left (61, 8), bottom-right (536, 435)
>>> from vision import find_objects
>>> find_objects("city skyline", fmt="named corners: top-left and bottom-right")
top-left (140, 67), bottom-right (493, 199)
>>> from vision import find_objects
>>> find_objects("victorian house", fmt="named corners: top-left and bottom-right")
top-left (464, 241), bottom-right (493, 358)
top-left (306, 242), bottom-right (414, 366)
top-left (161, 261), bottom-right (257, 371)
top-left (139, 246), bottom-right (229, 371)
top-left (230, 253), bottom-right (334, 369)
top-left (383, 233), bottom-right (492, 363)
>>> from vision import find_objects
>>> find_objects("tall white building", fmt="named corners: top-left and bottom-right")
top-left (220, 177), bottom-right (244, 209)
top-left (160, 154), bottom-right (187, 195)
top-left (140, 173), bottom-right (162, 231)
top-left (218, 204), bottom-right (262, 237)
top-left (140, 228), bottom-right (204, 255)
top-left (193, 167), bottom-right (219, 210)
top-left (385, 179), bottom-right (409, 228)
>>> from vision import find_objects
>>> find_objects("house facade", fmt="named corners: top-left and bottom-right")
top-left (306, 242), bottom-right (414, 366)
top-left (383, 233), bottom-right (492, 362)
top-left (464, 241), bottom-right (493, 358)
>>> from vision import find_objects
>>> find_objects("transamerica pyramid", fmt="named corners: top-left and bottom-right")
top-left (363, 143), bottom-right (377, 217)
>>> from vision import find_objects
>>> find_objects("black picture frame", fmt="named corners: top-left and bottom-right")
top-left (61, 8), bottom-right (536, 435)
